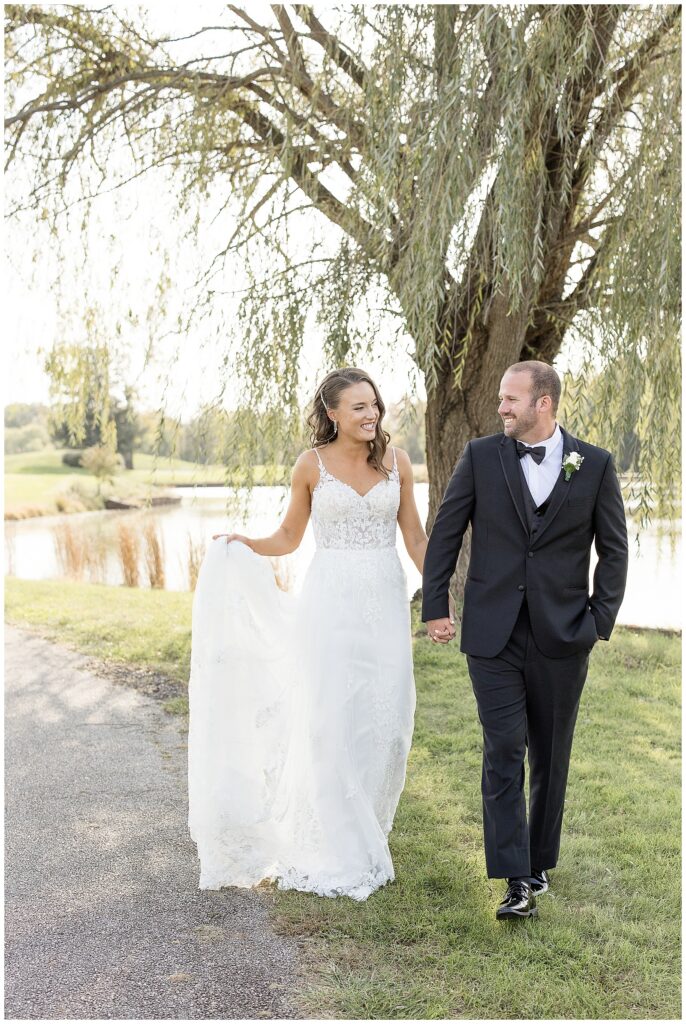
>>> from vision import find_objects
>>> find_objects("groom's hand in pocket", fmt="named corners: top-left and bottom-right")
top-left (426, 617), bottom-right (456, 644)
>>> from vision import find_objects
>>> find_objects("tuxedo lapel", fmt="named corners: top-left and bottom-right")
top-left (498, 435), bottom-right (530, 537)
top-left (530, 426), bottom-right (580, 546)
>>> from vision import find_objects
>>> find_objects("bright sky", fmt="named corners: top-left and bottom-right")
top-left (5, 184), bottom-right (424, 418)
top-left (5, 2), bottom-right (583, 422)
top-left (5, 0), bottom-right (422, 418)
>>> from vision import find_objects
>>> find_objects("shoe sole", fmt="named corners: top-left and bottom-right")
top-left (496, 906), bottom-right (539, 920)
top-left (530, 883), bottom-right (549, 895)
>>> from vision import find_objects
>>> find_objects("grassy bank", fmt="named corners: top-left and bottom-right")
top-left (4, 577), bottom-right (680, 1019)
top-left (4, 450), bottom-right (430, 519)
top-left (4, 450), bottom-right (234, 518)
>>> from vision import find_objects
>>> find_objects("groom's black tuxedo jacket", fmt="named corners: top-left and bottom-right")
top-left (421, 426), bottom-right (629, 658)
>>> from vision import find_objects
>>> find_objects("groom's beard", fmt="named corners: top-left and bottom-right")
top-left (501, 407), bottom-right (537, 440)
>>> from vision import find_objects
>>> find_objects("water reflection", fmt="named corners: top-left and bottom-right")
top-left (4, 484), bottom-right (681, 630)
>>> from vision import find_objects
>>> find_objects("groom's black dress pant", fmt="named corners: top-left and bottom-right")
top-left (466, 598), bottom-right (590, 879)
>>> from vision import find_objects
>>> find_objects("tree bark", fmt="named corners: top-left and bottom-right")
top-left (424, 276), bottom-right (533, 600)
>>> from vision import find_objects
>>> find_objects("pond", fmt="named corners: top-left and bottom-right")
top-left (4, 484), bottom-right (681, 630)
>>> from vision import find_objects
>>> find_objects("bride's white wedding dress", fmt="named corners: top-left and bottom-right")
top-left (187, 446), bottom-right (416, 900)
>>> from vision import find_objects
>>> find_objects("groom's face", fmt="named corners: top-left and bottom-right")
top-left (498, 371), bottom-right (539, 439)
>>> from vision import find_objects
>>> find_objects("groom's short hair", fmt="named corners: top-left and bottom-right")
top-left (507, 360), bottom-right (561, 413)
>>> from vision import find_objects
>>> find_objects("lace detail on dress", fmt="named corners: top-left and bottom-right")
top-left (277, 863), bottom-right (394, 902)
top-left (311, 446), bottom-right (400, 550)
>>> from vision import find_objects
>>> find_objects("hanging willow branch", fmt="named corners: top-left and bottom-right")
top-left (4, 3), bottom-right (681, 531)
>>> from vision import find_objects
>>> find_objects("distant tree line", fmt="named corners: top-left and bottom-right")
top-left (4, 403), bottom-right (52, 454)
top-left (5, 380), bottom-right (642, 472)
top-left (4, 391), bottom-right (427, 466)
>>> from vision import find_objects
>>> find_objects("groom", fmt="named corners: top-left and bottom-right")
top-left (422, 361), bottom-right (628, 920)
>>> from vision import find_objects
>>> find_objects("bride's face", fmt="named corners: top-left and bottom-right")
top-left (331, 382), bottom-right (380, 442)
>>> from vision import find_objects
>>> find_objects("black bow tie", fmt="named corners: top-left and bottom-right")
top-left (515, 440), bottom-right (546, 465)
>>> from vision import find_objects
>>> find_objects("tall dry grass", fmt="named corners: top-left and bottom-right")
top-left (84, 532), bottom-right (108, 583)
top-left (52, 523), bottom-right (107, 582)
top-left (50, 523), bottom-right (109, 584)
top-left (116, 521), bottom-right (140, 587)
top-left (143, 518), bottom-right (165, 589)
top-left (53, 522), bottom-right (86, 579)
top-left (186, 532), bottom-right (206, 591)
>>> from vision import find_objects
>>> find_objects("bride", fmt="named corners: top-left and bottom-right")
top-left (187, 367), bottom-right (442, 900)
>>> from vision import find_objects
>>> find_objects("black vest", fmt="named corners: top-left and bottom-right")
top-left (517, 461), bottom-right (552, 537)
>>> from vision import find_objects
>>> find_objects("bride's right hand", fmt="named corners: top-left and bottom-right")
top-left (212, 532), bottom-right (254, 549)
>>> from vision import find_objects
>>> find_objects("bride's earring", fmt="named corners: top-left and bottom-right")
top-left (331, 419), bottom-right (338, 436)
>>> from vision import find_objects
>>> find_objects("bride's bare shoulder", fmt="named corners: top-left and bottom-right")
top-left (389, 445), bottom-right (411, 464)
top-left (292, 449), bottom-right (322, 487)
top-left (391, 446), bottom-right (414, 481)
top-left (294, 448), bottom-right (322, 468)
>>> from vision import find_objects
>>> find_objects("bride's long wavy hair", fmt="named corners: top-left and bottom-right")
top-left (307, 367), bottom-right (392, 478)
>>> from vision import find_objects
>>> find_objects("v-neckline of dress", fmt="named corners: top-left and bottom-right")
top-left (326, 474), bottom-right (387, 500)
top-left (316, 451), bottom-right (396, 499)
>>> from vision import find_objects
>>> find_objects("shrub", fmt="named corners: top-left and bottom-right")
top-left (55, 494), bottom-right (82, 514)
top-left (55, 481), bottom-right (104, 513)
top-left (61, 450), bottom-right (85, 467)
top-left (81, 445), bottom-right (124, 494)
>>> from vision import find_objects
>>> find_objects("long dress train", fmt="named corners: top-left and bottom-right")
top-left (187, 445), bottom-right (416, 900)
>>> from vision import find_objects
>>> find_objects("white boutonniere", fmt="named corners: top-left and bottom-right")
top-left (562, 452), bottom-right (584, 482)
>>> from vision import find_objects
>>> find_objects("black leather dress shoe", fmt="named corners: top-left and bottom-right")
top-left (496, 880), bottom-right (538, 920)
top-left (530, 868), bottom-right (549, 895)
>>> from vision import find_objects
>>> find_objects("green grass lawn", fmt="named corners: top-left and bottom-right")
top-left (5, 449), bottom-right (94, 508)
top-left (5, 576), bottom-right (192, 683)
top-left (4, 576), bottom-right (681, 1019)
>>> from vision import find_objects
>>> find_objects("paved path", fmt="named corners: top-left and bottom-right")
top-left (4, 625), bottom-right (301, 1020)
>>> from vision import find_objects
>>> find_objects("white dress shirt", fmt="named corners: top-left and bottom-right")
top-left (518, 422), bottom-right (563, 507)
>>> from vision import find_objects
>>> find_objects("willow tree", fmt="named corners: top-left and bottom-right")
top-left (5, 3), bottom-right (681, 528)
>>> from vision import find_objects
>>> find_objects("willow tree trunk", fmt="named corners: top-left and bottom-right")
top-left (424, 281), bottom-right (533, 602)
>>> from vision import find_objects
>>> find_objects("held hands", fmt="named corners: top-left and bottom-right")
top-left (426, 593), bottom-right (458, 645)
